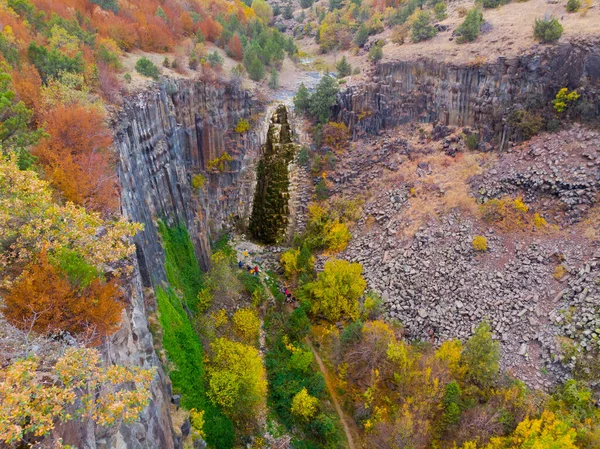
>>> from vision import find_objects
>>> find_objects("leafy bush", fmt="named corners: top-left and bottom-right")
top-left (508, 109), bottom-right (544, 139)
top-left (233, 308), bottom-right (261, 343)
top-left (566, 0), bottom-right (580, 12)
top-left (234, 118), bottom-right (251, 133)
top-left (303, 258), bottom-right (366, 322)
top-left (368, 42), bottom-right (384, 62)
top-left (533, 17), bottom-right (563, 43)
top-left (464, 133), bottom-right (479, 150)
top-left (434, 2), bottom-right (447, 20)
top-left (192, 173), bottom-right (207, 189)
top-left (135, 57), bottom-right (160, 80)
top-left (411, 11), bottom-right (437, 43)
top-left (28, 43), bottom-right (85, 82)
top-left (472, 235), bottom-right (488, 252)
top-left (552, 88), bottom-right (580, 113)
top-left (207, 50), bottom-right (224, 68)
top-left (291, 388), bottom-right (319, 421)
top-left (455, 8), bottom-right (483, 43)
top-left (206, 152), bottom-right (233, 172)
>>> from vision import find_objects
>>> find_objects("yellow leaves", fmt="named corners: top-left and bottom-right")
top-left (472, 235), bottom-right (488, 252)
top-left (0, 155), bottom-right (141, 284)
top-left (290, 388), bottom-right (319, 421)
top-left (553, 88), bottom-right (580, 113)
top-left (323, 219), bottom-right (351, 253)
top-left (206, 152), bottom-right (233, 172)
top-left (435, 340), bottom-right (466, 379)
top-left (0, 348), bottom-right (154, 444)
top-left (207, 338), bottom-right (267, 421)
top-left (486, 411), bottom-right (578, 449)
top-left (190, 408), bottom-right (205, 439)
top-left (211, 309), bottom-right (228, 328)
top-left (232, 308), bottom-right (260, 343)
top-left (305, 258), bottom-right (366, 322)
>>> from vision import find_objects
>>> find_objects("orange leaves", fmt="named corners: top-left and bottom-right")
top-left (199, 16), bottom-right (223, 43)
top-left (228, 34), bottom-right (243, 60)
top-left (33, 104), bottom-right (117, 214)
top-left (2, 250), bottom-right (123, 344)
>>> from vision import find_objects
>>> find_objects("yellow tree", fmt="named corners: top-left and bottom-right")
top-left (304, 258), bottom-right (366, 321)
top-left (291, 388), bottom-right (319, 422)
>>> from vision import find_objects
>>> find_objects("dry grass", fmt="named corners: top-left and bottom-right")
top-left (386, 150), bottom-right (496, 235)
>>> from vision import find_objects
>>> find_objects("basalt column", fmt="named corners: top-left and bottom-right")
top-left (249, 105), bottom-right (297, 244)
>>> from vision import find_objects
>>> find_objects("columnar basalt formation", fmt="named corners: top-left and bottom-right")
top-left (337, 41), bottom-right (600, 145)
top-left (104, 79), bottom-right (268, 449)
top-left (249, 104), bottom-right (297, 244)
top-left (115, 79), bottom-right (266, 284)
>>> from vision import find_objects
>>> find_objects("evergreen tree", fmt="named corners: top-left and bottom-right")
top-left (268, 68), bottom-right (279, 89)
top-left (411, 11), bottom-right (438, 43)
top-left (461, 321), bottom-right (500, 388)
top-left (309, 75), bottom-right (339, 124)
top-left (156, 6), bottom-right (168, 21)
top-left (336, 56), bottom-right (352, 78)
top-left (283, 2), bottom-right (293, 19)
top-left (294, 83), bottom-right (311, 113)
top-left (355, 23), bottom-right (369, 47)
top-left (455, 8), bottom-right (483, 43)
top-left (300, 0), bottom-right (314, 8)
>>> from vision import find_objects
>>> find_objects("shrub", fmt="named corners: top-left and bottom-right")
top-left (473, 235), bottom-right (488, 252)
top-left (3, 249), bottom-right (123, 344)
top-left (298, 146), bottom-right (310, 166)
top-left (411, 11), bottom-right (437, 43)
top-left (533, 17), bottom-right (563, 43)
top-left (291, 388), bottom-right (319, 421)
top-left (553, 88), bottom-right (580, 113)
top-left (315, 178), bottom-right (330, 200)
top-left (206, 152), bottom-right (233, 172)
top-left (232, 308), bottom-right (261, 343)
top-left (434, 3), bottom-right (447, 20)
top-left (461, 321), bottom-right (500, 388)
top-left (135, 57), bottom-right (160, 80)
top-left (192, 173), bottom-right (207, 189)
top-left (207, 51), bottom-right (224, 69)
top-left (369, 42), bottom-right (384, 62)
top-left (441, 381), bottom-right (462, 428)
top-left (124, 73), bottom-right (132, 83)
top-left (481, 0), bottom-right (503, 8)
top-left (566, 0), bottom-right (580, 12)
top-left (309, 75), bottom-right (339, 124)
top-left (234, 118), bottom-right (251, 133)
top-left (508, 109), bottom-right (544, 139)
top-left (294, 83), bottom-right (311, 113)
top-left (268, 68), bottom-right (279, 89)
top-left (455, 8), bottom-right (483, 43)
top-left (162, 57), bottom-right (170, 68)
top-left (465, 133), bottom-right (479, 150)
top-left (323, 220), bottom-right (351, 252)
top-left (303, 258), bottom-right (366, 322)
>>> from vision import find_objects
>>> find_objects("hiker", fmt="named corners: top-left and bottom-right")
top-left (238, 261), bottom-right (243, 269)
top-left (246, 264), bottom-right (252, 272)
top-left (254, 265), bottom-right (259, 276)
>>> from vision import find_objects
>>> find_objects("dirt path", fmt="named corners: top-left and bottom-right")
top-left (307, 341), bottom-right (357, 449)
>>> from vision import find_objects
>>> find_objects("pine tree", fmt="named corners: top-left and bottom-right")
top-left (294, 83), bottom-right (311, 113)
top-left (268, 68), bottom-right (279, 89)
top-left (336, 56), bottom-right (352, 78)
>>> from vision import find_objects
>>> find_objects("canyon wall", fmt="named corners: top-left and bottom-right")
top-left (93, 79), bottom-right (269, 449)
top-left (337, 40), bottom-right (600, 146)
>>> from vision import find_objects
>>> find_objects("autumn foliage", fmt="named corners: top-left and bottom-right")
top-left (33, 104), bottom-right (117, 214)
top-left (2, 249), bottom-right (123, 344)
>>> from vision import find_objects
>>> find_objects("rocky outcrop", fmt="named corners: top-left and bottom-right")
top-left (249, 105), bottom-right (297, 243)
top-left (337, 41), bottom-right (600, 146)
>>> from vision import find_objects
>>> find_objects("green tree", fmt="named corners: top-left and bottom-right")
top-left (300, 0), bottom-right (314, 8)
top-left (283, 2), bottom-right (293, 19)
top-left (455, 8), bottom-right (483, 43)
top-left (355, 23), bottom-right (369, 47)
top-left (309, 75), bottom-right (339, 124)
top-left (208, 51), bottom-right (224, 69)
top-left (294, 82), bottom-right (311, 113)
top-left (460, 321), bottom-right (500, 388)
top-left (336, 56), bottom-right (352, 78)
top-left (533, 17), bottom-right (563, 43)
top-left (90, 0), bottom-right (119, 13)
top-left (411, 11), bottom-right (437, 43)
top-left (566, 0), bottom-right (580, 12)
top-left (207, 338), bottom-right (267, 422)
top-left (268, 68), bottom-right (279, 89)
top-left (434, 2), bottom-right (447, 20)
top-left (245, 54), bottom-right (266, 81)
top-left (135, 57), bottom-right (160, 80)
top-left (27, 43), bottom-right (85, 82)
top-left (368, 42), bottom-right (383, 62)
top-left (304, 258), bottom-right (366, 322)
top-left (252, 0), bottom-right (274, 24)
top-left (155, 6), bottom-right (168, 21)
top-left (441, 381), bottom-right (462, 428)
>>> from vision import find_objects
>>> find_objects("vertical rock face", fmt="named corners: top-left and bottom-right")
top-left (337, 42), bottom-right (600, 144)
top-left (249, 104), bottom-right (297, 244)
top-left (116, 79), bottom-right (265, 282)
top-left (106, 79), bottom-right (268, 449)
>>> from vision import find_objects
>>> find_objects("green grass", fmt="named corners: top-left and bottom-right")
top-left (155, 222), bottom-right (234, 448)
top-left (158, 220), bottom-right (203, 312)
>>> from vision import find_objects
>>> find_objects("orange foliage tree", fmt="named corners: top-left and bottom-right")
top-left (199, 17), bottom-right (223, 42)
top-left (2, 249), bottom-right (123, 344)
top-left (33, 104), bottom-right (117, 214)
top-left (228, 34), bottom-right (243, 60)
